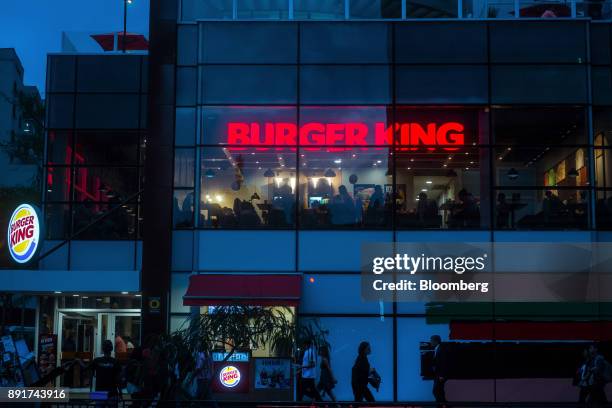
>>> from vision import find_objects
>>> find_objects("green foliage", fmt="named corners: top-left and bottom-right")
top-left (146, 306), bottom-right (329, 400)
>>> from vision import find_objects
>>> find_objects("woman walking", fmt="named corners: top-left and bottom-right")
top-left (351, 341), bottom-right (375, 402)
top-left (317, 345), bottom-right (337, 401)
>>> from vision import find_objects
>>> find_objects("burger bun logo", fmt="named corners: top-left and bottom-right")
top-left (8, 204), bottom-right (41, 264)
top-left (219, 365), bottom-right (241, 388)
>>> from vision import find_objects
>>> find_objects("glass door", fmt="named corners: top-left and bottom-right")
top-left (57, 312), bottom-right (97, 388)
top-left (108, 313), bottom-right (141, 362)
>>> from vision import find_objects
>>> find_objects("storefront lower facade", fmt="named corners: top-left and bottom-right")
top-left (159, 15), bottom-right (612, 402)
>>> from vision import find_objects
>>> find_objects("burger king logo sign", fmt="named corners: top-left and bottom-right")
top-left (8, 204), bottom-right (41, 264)
top-left (219, 365), bottom-right (241, 388)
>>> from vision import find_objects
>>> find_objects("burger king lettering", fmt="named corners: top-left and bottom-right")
top-left (7, 204), bottom-right (41, 264)
top-left (219, 365), bottom-right (241, 388)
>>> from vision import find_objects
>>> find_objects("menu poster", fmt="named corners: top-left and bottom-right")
top-left (254, 358), bottom-right (291, 390)
top-left (38, 334), bottom-right (57, 384)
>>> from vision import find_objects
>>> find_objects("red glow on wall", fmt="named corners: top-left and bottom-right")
top-left (226, 121), bottom-right (465, 150)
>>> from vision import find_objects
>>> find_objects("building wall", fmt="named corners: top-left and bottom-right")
top-left (11, 54), bottom-right (150, 293)
top-left (166, 20), bottom-right (612, 401)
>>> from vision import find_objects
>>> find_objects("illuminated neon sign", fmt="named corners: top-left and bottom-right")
top-left (227, 121), bottom-right (464, 149)
top-left (8, 204), bottom-right (42, 264)
top-left (219, 365), bottom-right (241, 388)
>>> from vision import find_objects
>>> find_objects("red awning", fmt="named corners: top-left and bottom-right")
top-left (183, 274), bottom-right (302, 306)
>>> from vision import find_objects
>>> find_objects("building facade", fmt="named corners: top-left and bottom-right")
top-left (4, 0), bottom-right (612, 401)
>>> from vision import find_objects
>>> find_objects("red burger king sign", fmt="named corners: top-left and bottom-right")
top-left (219, 365), bottom-right (241, 388)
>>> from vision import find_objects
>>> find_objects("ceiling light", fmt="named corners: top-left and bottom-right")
top-left (425, 180), bottom-right (432, 184)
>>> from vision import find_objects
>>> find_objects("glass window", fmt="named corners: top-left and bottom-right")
top-left (200, 106), bottom-right (297, 145)
top-left (299, 148), bottom-right (391, 229)
top-left (237, 0), bottom-right (289, 19)
top-left (47, 56), bottom-right (75, 92)
top-left (294, 0), bottom-right (344, 19)
top-left (46, 131), bottom-right (73, 166)
top-left (395, 22), bottom-right (487, 63)
top-left (174, 148), bottom-right (195, 188)
top-left (176, 67), bottom-right (198, 106)
top-left (177, 24), bottom-right (198, 66)
top-left (174, 189), bottom-right (195, 229)
top-left (175, 107), bottom-right (197, 146)
top-left (490, 65), bottom-right (588, 104)
top-left (395, 65), bottom-right (488, 104)
top-left (494, 188), bottom-right (590, 230)
top-left (490, 21), bottom-right (587, 63)
top-left (72, 202), bottom-right (138, 239)
top-left (396, 146), bottom-right (484, 230)
top-left (200, 22), bottom-right (297, 63)
top-left (46, 94), bottom-right (74, 129)
top-left (590, 24), bottom-right (611, 65)
top-left (45, 166), bottom-right (72, 202)
top-left (315, 317), bottom-right (394, 401)
top-left (75, 94), bottom-right (141, 129)
top-left (44, 204), bottom-right (70, 240)
top-left (181, 0), bottom-right (232, 21)
top-left (494, 147), bottom-right (590, 188)
top-left (300, 22), bottom-right (390, 63)
top-left (73, 167), bottom-right (139, 203)
top-left (406, 0), bottom-right (457, 18)
top-left (494, 147), bottom-right (590, 230)
top-left (592, 67), bottom-right (612, 105)
top-left (595, 147), bottom-right (612, 189)
top-left (350, 0), bottom-right (401, 18)
top-left (77, 56), bottom-right (141, 93)
top-left (200, 148), bottom-right (296, 228)
top-left (492, 107), bottom-right (587, 146)
top-left (300, 65), bottom-right (391, 104)
top-left (200, 66), bottom-right (297, 104)
top-left (397, 317), bottom-right (495, 401)
top-left (518, 0), bottom-right (572, 18)
top-left (74, 132), bottom-right (140, 165)
top-left (577, 1), bottom-right (611, 19)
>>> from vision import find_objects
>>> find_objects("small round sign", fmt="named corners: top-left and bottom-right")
top-left (7, 204), bottom-right (41, 264)
top-left (219, 365), bottom-right (241, 388)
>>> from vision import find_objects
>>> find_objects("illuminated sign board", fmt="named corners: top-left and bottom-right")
top-left (7, 204), bottom-right (42, 264)
top-left (219, 365), bottom-right (241, 388)
top-left (227, 121), bottom-right (465, 149)
top-left (212, 351), bottom-right (250, 362)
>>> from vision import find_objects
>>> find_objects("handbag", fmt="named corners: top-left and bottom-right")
top-left (368, 368), bottom-right (381, 391)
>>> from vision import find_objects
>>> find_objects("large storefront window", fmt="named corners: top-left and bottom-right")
top-left (492, 107), bottom-right (590, 230)
top-left (200, 148), bottom-right (297, 228)
top-left (594, 108), bottom-right (612, 229)
top-left (299, 148), bottom-right (391, 229)
top-left (185, 105), bottom-right (603, 230)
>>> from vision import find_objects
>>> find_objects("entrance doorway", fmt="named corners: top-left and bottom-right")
top-left (56, 309), bottom-right (140, 389)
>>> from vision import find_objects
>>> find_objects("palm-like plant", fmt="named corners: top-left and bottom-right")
top-left (148, 305), bottom-right (302, 400)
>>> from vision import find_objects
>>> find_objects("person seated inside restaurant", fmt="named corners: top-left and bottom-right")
top-left (448, 189), bottom-right (480, 228)
top-left (542, 190), bottom-right (565, 224)
top-left (416, 192), bottom-right (440, 227)
top-left (496, 192), bottom-right (510, 229)
top-left (329, 185), bottom-right (357, 226)
top-left (365, 185), bottom-right (385, 226)
top-left (271, 180), bottom-right (295, 226)
top-left (233, 198), bottom-right (262, 227)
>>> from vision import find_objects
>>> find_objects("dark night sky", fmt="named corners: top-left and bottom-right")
top-left (0, 0), bottom-right (150, 96)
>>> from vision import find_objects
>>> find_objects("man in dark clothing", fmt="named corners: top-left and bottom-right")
top-left (587, 343), bottom-right (608, 406)
top-left (90, 340), bottom-right (122, 398)
top-left (430, 335), bottom-right (448, 406)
